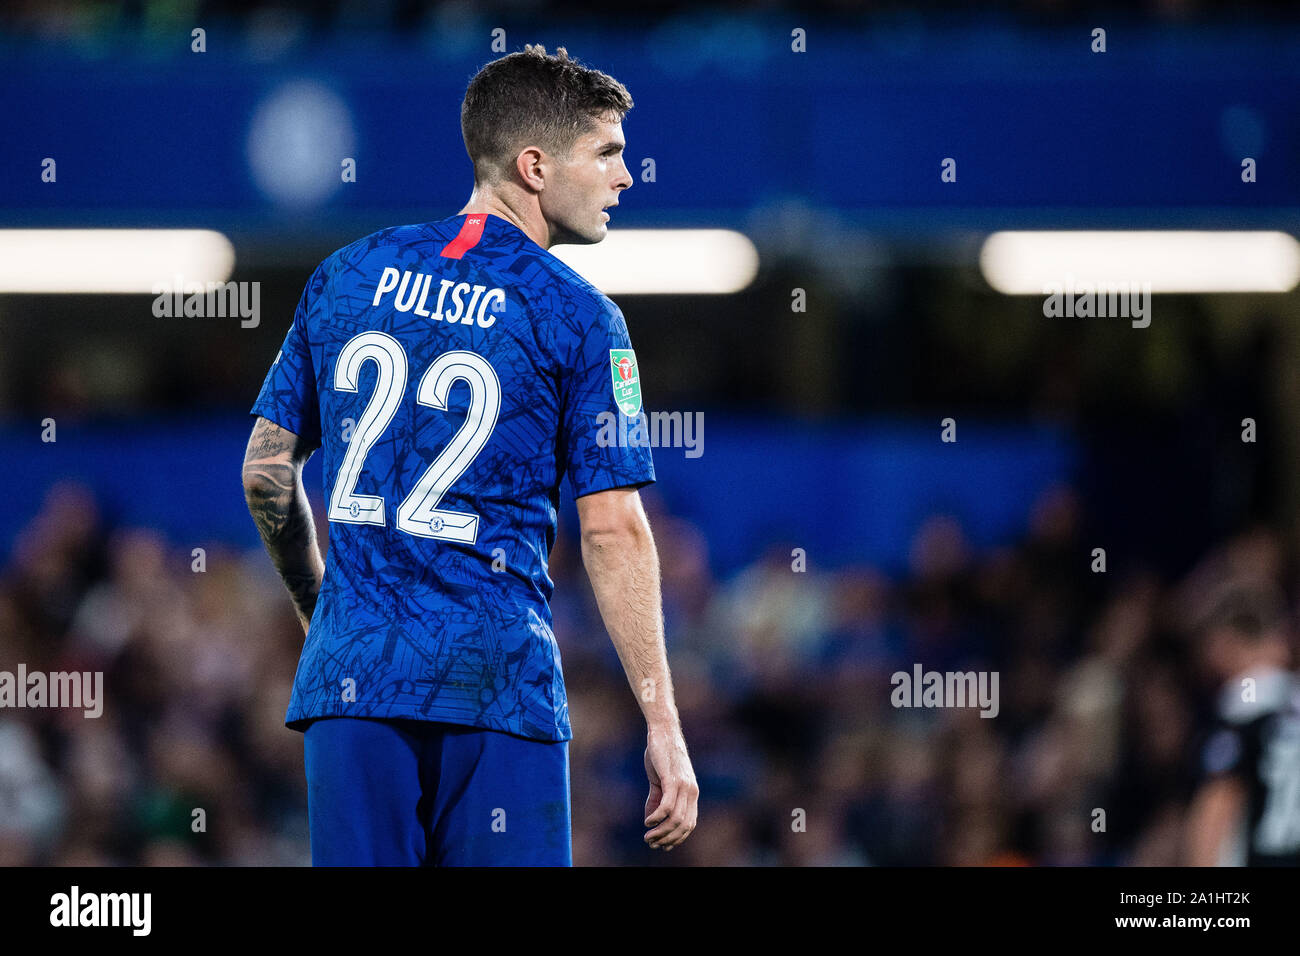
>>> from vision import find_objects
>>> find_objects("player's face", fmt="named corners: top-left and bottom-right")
top-left (542, 115), bottom-right (632, 245)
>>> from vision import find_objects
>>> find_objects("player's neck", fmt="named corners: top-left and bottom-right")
top-left (457, 190), bottom-right (550, 250)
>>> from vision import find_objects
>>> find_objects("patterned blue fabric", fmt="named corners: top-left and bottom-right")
top-left (251, 213), bottom-right (655, 741)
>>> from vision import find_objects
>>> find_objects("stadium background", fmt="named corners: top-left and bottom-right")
top-left (1, 0), bottom-right (1299, 864)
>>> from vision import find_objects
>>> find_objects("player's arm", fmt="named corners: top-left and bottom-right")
top-left (1185, 773), bottom-right (1246, 865)
top-left (241, 415), bottom-right (324, 634)
top-left (576, 485), bottom-right (698, 850)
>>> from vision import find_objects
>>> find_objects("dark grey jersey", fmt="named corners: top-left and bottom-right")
top-left (1202, 668), bottom-right (1300, 866)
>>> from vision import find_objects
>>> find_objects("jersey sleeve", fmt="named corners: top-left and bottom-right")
top-left (558, 297), bottom-right (656, 498)
top-left (249, 263), bottom-right (325, 447)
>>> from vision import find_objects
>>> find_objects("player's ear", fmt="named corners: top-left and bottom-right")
top-left (515, 146), bottom-right (547, 191)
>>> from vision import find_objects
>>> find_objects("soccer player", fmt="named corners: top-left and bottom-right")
top-left (1186, 587), bottom-right (1300, 865)
top-left (241, 44), bottom-right (697, 865)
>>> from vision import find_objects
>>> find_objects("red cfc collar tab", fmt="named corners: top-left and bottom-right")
top-left (440, 214), bottom-right (488, 259)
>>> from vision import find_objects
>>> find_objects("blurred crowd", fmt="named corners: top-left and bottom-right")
top-left (1, 475), bottom-right (1294, 866)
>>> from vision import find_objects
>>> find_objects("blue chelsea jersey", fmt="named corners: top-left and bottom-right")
top-left (250, 213), bottom-right (655, 741)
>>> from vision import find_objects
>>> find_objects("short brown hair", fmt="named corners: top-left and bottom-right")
top-left (461, 44), bottom-right (633, 185)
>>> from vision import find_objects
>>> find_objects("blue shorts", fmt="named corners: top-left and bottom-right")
top-left (302, 716), bottom-right (571, 866)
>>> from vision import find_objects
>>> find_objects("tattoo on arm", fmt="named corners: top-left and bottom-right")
top-left (242, 418), bottom-right (324, 631)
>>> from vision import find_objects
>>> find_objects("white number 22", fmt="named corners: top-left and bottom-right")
top-left (327, 331), bottom-right (500, 544)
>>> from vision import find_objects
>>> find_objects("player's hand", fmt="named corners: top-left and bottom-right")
top-left (643, 724), bottom-right (698, 851)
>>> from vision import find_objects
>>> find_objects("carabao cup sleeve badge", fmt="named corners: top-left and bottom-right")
top-left (609, 349), bottom-right (642, 416)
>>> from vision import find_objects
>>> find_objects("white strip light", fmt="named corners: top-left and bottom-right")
top-left (550, 229), bottom-right (759, 294)
top-left (980, 231), bottom-right (1300, 294)
top-left (0, 229), bottom-right (235, 292)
